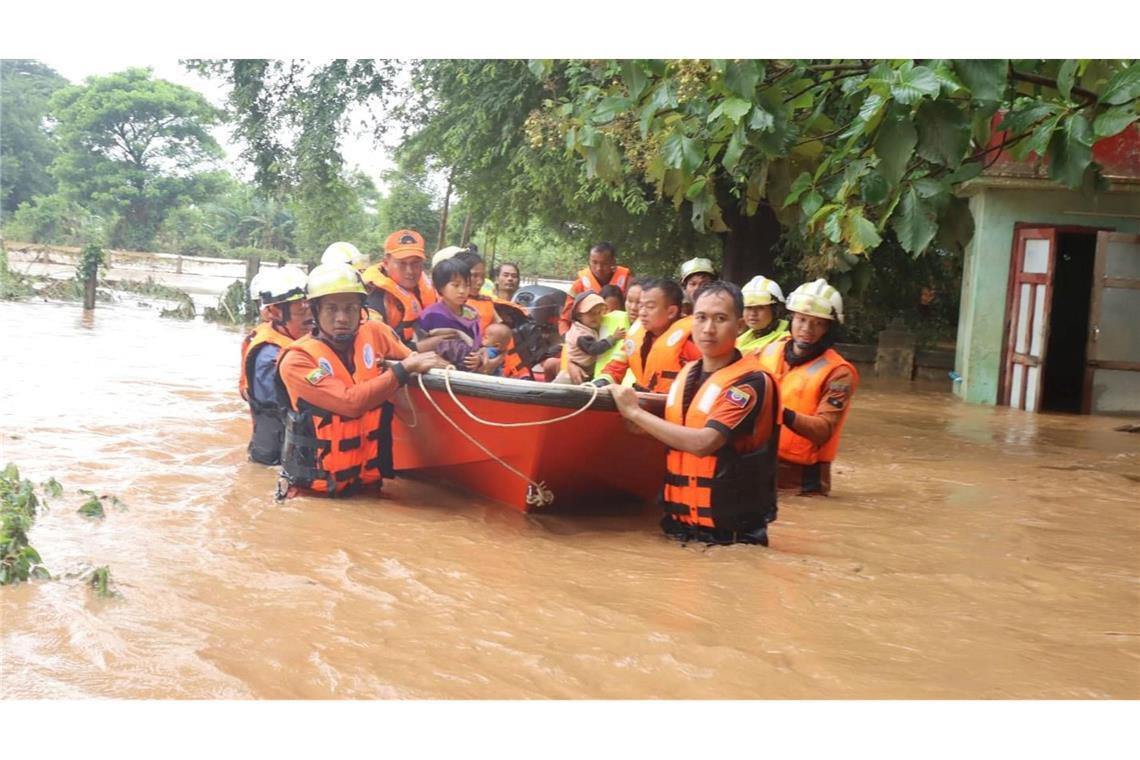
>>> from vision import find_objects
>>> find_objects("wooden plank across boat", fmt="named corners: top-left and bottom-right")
top-left (391, 368), bottom-right (666, 513)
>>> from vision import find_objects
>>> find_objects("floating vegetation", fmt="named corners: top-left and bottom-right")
top-left (0, 463), bottom-right (59, 585)
top-left (203, 279), bottom-right (251, 325)
top-left (88, 565), bottom-right (117, 598)
top-left (76, 489), bottom-right (124, 519)
top-left (0, 245), bottom-right (37, 301)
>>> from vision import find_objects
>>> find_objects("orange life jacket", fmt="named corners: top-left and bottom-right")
top-left (277, 326), bottom-right (390, 496)
top-left (662, 356), bottom-right (779, 530)
top-left (362, 267), bottom-right (437, 342)
top-left (240, 322), bottom-right (296, 464)
top-left (575, 265), bottom-right (632, 295)
top-left (758, 337), bottom-right (858, 465)
top-left (623, 316), bottom-right (693, 393)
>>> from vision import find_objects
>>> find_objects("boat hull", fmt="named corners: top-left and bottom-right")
top-left (391, 371), bottom-right (666, 513)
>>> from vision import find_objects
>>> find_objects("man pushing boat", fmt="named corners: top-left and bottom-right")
top-left (610, 281), bottom-right (780, 546)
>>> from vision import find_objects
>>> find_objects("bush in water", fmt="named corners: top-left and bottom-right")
top-left (0, 463), bottom-right (59, 585)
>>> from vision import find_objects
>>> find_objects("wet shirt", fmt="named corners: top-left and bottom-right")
top-left (680, 356), bottom-right (775, 443)
top-left (778, 364), bottom-right (856, 496)
top-left (251, 343), bottom-right (287, 408)
top-left (277, 323), bottom-right (411, 419)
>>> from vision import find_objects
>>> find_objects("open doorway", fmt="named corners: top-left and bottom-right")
top-left (1040, 232), bottom-right (1096, 412)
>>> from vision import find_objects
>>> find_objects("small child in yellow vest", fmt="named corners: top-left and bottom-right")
top-left (554, 292), bottom-right (627, 384)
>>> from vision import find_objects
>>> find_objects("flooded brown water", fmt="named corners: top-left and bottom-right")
top-left (2, 299), bottom-right (1137, 699)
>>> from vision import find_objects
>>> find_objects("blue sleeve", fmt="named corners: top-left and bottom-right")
top-left (252, 344), bottom-right (285, 407)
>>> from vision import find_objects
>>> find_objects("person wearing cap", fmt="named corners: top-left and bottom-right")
top-left (597, 277), bottom-right (700, 393)
top-left (756, 278), bottom-right (859, 496)
top-left (360, 229), bottom-right (439, 345)
top-left (610, 281), bottom-right (779, 546)
top-left (554, 291), bottom-right (626, 384)
top-left (558, 241), bottom-right (633, 334)
top-left (678, 257), bottom-right (717, 315)
top-left (276, 263), bottom-right (447, 498)
top-left (322, 241), bottom-right (369, 271)
top-left (736, 275), bottom-right (789, 353)
top-left (239, 265), bottom-right (312, 465)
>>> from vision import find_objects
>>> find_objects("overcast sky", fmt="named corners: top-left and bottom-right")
top-left (37, 56), bottom-right (398, 187)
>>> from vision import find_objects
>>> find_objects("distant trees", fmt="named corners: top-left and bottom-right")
top-left (0, 60), bottom-right (67, 217)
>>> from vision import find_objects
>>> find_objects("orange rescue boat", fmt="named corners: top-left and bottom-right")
top-left (391, 369), bottom-right (665, 513)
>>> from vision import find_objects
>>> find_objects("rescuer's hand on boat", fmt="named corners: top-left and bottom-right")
top-left (401, 351), bottom-right (449, 375)
top-left (610, 384), bottom-right (641, 417)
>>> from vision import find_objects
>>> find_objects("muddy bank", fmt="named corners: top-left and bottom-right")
top-left (1, 299), bottom-right (1136, 698)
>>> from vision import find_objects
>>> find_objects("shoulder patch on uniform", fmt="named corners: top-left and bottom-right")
top-left (725, 386), bottom-right (752, 408)
top-left (828, 382), bottom-right (851, 393)
top-left (622, 338), bottom-right (635, 356)
top-left (306, 367), bottom-right (329, 385)
top-left (362, 342), bottom-right (375, 369)
top-left (666, 328), bottom-right (685, 347)
top-left (827, 396), bottom-right (845, 409)
top-left (317, 358), bottom-right (334, 376)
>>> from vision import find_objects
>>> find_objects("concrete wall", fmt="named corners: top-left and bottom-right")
top-left (954, 184), bottom-right (1140, 405)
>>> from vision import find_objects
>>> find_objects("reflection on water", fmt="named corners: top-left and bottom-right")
top-left (1, 300), bottom-right (1137, 699)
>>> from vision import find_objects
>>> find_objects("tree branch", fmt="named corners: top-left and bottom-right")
top-left (1009, 67), bottom-right (1098, 103)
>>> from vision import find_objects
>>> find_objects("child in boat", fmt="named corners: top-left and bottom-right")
top-left (554, 292), bottom-right (627, 384)
top-left (481, 322), bottom-right (514, 377)
top-left (418, 258), bottom-right (484, 372)
top-left (600, 284), bottom-right (624, 314)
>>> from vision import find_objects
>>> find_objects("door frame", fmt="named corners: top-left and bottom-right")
top-left (998, 223), bottom-right (1112, 409)
top-left (1082, 231), bottom-right (1140, 413)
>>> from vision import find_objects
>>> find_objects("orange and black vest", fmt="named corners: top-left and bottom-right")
top-left (362, 267), bottom-right (437, 342)
top-left (623, 316), bottom-right (693, 393)
top-left (240, 322), bottom-right (295, 465)
top-left (662, 356), bottom-right (779, 531)
top-left (758, 337), bottom-right (858, 465)
top-left (575, 265), bottom-right (632, 295)
top-left (277, 327), bottom-right (391, 496)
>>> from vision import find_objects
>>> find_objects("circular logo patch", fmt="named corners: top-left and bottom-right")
top-left (363, 342), bottom-right (375, 369)
top-left (318, 358), bottom-right (334, 376)
top-left (666, 328), bottom-right (684, 347)
top-left (622, 338), bottom-right (635, 356)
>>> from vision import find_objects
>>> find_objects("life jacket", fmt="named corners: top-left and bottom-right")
top-left (467, 295), bottom-right (499, 334)
top-left (576, 265), bottom-right (631, 295)
top-left (362, 267), bottom-right (437, 342)
top-left (239, 321), bottom-right (295, 465)
top-left (276, 327), bottom-right (391, 496)
top-left (662, 356), bottom-right (779, 531)
top-left (758, 336), bottom-right (858, 465)
top-left (623, 316), bottom-right (693, 393)
top-left (592, 310), bottom-right (631, 379)
top-left (736, 318), bottom-right (790, 353)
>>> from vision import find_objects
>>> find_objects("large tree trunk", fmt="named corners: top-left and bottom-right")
top-left (719, 201), bottom-right (782, 285)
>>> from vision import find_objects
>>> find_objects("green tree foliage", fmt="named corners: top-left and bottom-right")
top-left (1, 463), bottom-right (58, 585)
top-left (534, 59), bottom-right (1138, 275)
top-left (49, 67), bottom-right (227, 251)
top-left (376, 170), bottom-right (441, 251)
top-left (0, 60), bottom-right (68, 218)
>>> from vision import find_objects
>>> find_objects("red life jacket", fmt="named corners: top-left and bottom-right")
top-left (758, 337), bottom-right (858, 465)
top-left (662, 355), bottom-right (779, 530)
top-left (277, 326), bottom-right (391, 496)
top-left (624, 316), bottom-right (693, 393)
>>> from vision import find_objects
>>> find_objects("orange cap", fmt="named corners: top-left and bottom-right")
top-left (384, 229), bottom-right (426, 259)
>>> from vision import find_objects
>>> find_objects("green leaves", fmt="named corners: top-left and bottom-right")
top-left (892, 185), bottom-right (938, 255)
top-left (1093, 105), bottom-right (1139, 138)
top-left (843, 211), bottom-right (883, 254)
top-left (725, 61), bottom-right (762, 99)
top-left (662, 132), bottom-right (703, 174)
top-left (875, 113), bottom-right (918, 186)
top-left (1057, 60), bottom-right (1078, 101)
top-left (915, 100), bottom-right (971, 168)
top-left (1048, 113), bottom-right (1094, 187)
top-left (621, 61), bottom-right (649, 99)
top-left (953, 60), bottom-right (1008, 102)
top-left (891, 65), bottom-right (940, 105)
top-left (1099, 62), bottom-right (1140, 105)
top-left (783, 171), bottom-right (814, 207)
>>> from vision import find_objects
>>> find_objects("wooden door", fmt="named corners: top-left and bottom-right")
top-left (1084, 232), bottom-right (1140, 413)
top-left (1003, 228), bottom-right (1055, 411)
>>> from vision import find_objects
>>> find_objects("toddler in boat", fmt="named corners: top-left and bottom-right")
top-left (480, 323), bottom-right (514, 377)
top-left (419, 257), bottom-right (484, 372)
top-left (553, 292), bottom-right (626, 384)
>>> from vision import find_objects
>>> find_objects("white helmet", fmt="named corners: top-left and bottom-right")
top-left (249, 270), bottom-right (271, 302)
top-left (260, 265), bottom-right (309, 306)
top-left (431, 245), bottom-right (469, 269)
top-left (786, 278), bottom-right (844, 323)
top-left (321, 241), bottom-right (368, 271)
top-left (679, 257), bottom-right (717, 284)
top-left (741, 275), bottom-right (785, 307)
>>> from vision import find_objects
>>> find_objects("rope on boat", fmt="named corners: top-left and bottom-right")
top-left (410, 364), bottom-right (606, 508)
top-left (437, 366), bottom-right (601, 428)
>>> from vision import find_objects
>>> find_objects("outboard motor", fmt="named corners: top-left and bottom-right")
top-left (512, 284), bottom-right (568, 366)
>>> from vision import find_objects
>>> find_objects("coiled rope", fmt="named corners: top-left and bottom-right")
top-left (412, 368), bottom-right (602, 507)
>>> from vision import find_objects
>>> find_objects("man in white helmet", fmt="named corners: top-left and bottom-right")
top-left (240, 266), bottom-right (312, 465)
top-left (736, 275), bottom-right (789, 353)
top-left (678, 257), bottom-right (717, 315)
top-left (276, 263), bottom-right (447, 498)
top-left (757, 278), bottom-right (859, 495)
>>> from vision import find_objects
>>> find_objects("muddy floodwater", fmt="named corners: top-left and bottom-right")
top-left (1, 299), bottom-right (1137, 699)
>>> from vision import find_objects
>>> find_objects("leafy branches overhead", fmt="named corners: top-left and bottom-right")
top-left (539, 58), bottom-right (1138, 260)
